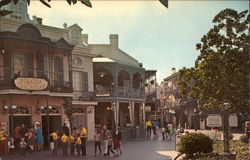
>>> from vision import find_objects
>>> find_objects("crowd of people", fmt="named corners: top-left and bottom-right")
top-left (0, 123), bottom-right (122, 159)
top-left (0, 123), bottom-right (43, 159)
top-left (145, 120), bottom-right (176, 140)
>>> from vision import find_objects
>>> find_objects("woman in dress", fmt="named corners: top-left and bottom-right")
top-left (113, 127), bottom-right (122, 156)
top-left (36, 124), bottom-right (43, 150)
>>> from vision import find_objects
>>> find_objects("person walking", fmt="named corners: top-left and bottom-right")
top-left (36, 124), bottom-right (43, 151)
top-left (50, 131), bottom-right (59, 156)
top-left (79, 125), bottom-right (87, 156)
top-left (161, 125), bottom-right (166, 140)
top-left (69, 133), bottom-right (76, 155)
top-left (113, 127), bottom-right (122, 156)
top-left (94, 130), bottom-right (102, 156)
top-left (106, 133), bottom-right (115, 158)
top-left (101, 125), bottom-right (110, 156)
top-left (19, 137), bottom-right (27, 160)
top-left (145, 120), bottom-right (152, 137)
top-left (167, 122), bottom-right (173, 140)
top-left (61, 133), bottom-right (68, 156)
top-left (75, 134), bottom-right (81, 156)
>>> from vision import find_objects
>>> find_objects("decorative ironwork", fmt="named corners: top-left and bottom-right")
top-left (72, 106), bottom-right (86, 114)
top-left (40, 106), bottom-right (60, 114)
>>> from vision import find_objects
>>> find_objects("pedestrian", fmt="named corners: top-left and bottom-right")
top-left (19, 124), bottom-right (28, 141)
top-left (36, 124), bottom-right (43, 150)
top-left (19, 137), bottom-right (27, 160)
top-left (62, 123), bottom-right (70, 136)
top-left (61, 133), bottom-right (68, 156)
top-left (113, 127), bottom-right (122, 156)
top-left (26, 132), bottom-right (35, 152)
top-left (75, 134), bottom-right (81, 156)
top-left (145, 120), bottom-right (152, 137)
top-left (69, 133), bottom-right (76, 155)
top-left (101, 125), bottom-right (110, 156)
top-left (0, 128), bottom-right (8, 156)
top-left (79, 125), bottom-right (87, 156)
top-left (161, 125), bottom-right (166, 140)
top-left (13, 125), bottom-right (21, 150)
top-left (167, 122), bottom-right (173, 140)
top-left (7, 137), bottom-right (15, 155)
top-left (106, 133), bottom-right (115, 158)
top-left (153, 121), bottom-right (160, 137)
top-left (50, 131), bottom-right (59, 156)
top-left (94, 129), bottom-right (102, 156)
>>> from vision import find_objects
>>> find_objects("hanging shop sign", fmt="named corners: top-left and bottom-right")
top-left (14, 77), bottom-right (48, 91)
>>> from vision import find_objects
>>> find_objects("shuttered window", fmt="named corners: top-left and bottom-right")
top-left (54, 56), bottom-right (64, 82)
top-left (36, 53), bottom-right (44, 78)
top-left (83, 72), bottom-right (88, 92)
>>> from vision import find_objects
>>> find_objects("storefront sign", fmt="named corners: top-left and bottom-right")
top-left (14, 77), bottom-right (48, 91)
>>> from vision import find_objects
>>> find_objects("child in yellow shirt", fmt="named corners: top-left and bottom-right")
top-left (75, 134), bottom-right (82, 156)
top-left (69, 134), bottom-right (76, 155)
top-left (50, 131), bottom-right (59, 156)
top-left (61, 133), bottom-right (68, 156)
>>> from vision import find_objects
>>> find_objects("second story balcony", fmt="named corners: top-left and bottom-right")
top-left (73, 91), bottom-right (95, 101)
top-left (0, 66), bottom-right (73, 93)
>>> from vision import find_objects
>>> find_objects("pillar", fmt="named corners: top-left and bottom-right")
top-left (113, 100), bottom-right (119, 128)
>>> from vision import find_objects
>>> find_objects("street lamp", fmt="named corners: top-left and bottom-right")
top-left (3, 104), bottom-right (17, 137)
top-left (221, 103), bottom-right (231, 155)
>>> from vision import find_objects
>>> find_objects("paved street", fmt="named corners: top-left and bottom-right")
top-left (1, 135), bottom-right (178, 160)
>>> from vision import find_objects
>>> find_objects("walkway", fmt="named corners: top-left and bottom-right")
top-left (1, 135), bottom-right (178, 160)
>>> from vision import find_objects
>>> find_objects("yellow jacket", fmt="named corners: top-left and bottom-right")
top-left (80, 128), bottom-right (87, 138)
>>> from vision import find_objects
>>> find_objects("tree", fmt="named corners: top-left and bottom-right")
top-left (0, 0), bottom-right (168, 9)
top-left (179, 9), bottom-right (250, 113)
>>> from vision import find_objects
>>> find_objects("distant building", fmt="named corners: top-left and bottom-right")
top-left (163, 68), bottom-right (198, 129)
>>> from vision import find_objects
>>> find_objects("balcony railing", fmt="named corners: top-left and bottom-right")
top-left (94, 86), bottom-right (144, 99)
top-left (117, 86), bottom-right (145, 99)
top-left (73, 91), bottom-right (95, 101)
top-left (0, 66), bottom-right (72, 93)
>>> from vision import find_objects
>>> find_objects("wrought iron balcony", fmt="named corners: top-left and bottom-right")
top-left (73, 91), bottom-right (95, 101)
top-left (0, 66), bottom-right (73, 93)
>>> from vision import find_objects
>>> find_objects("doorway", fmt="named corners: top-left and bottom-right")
top-left (42, 115), bottom-right (61, 147)
top-left (9, 116), bottom-right (31, 136)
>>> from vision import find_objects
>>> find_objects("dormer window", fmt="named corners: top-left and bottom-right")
top-left (71, 29), bottom-right (79, 45)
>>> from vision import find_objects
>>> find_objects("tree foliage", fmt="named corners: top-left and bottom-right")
top-left (0, 0), bottom-right (92, 8)
top-left (178, 9), bottom-right (250, 112)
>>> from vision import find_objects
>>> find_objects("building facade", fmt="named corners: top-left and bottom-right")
top-left (163, 68), bottom-right (198, 129)
top-left (0, 0), bottom-right (96, 143)
top-left (87, 35), bottom-right (146, 130)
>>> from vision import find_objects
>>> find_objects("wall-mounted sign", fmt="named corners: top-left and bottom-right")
top-left (14, 77), bottom-right (48, 91)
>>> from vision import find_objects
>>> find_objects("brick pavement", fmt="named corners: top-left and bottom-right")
top-left (0, 135), bottom-right (178, 160)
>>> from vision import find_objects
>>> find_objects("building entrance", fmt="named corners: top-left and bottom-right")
top-left (42, 115), bottom-right (61, 147)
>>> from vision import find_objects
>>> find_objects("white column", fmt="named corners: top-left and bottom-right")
top-left (113, 100), bottom-right (119, 128)
top-left (129, 102), bottom-right (135, 126)
top-left (87, 106), bottom-right (95, 141)
top-left (142, 102), bottom-right (146, 127)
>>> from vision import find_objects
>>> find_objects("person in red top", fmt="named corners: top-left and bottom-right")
top-left (113, 127), bottom-right (122, 156)
top-left (0, 128), bottom-right (8, 156)
top-left (14, 125), bottom-right (21, 150)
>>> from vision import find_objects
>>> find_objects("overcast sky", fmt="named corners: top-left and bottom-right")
top-left (28, 0), bottom-right (249, 83)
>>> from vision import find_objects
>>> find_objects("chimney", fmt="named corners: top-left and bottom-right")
top-left (110, 34), bottom-right (118, 48)
top-left (36, 17), bottom-right (42, 25)
top-left (171, 67), bottom-right (176, 74)
top-left (82, 34), bottom-right (88, 45)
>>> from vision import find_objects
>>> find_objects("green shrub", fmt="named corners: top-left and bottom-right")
top-left (178, 133), bottom-right (213, 156)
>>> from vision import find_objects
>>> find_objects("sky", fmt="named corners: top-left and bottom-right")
top-left (28, 0), bottom-right (249, 83)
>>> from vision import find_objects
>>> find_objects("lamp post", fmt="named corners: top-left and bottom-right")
top-left (222, 103), bottom-right (230, 154)
top-left (107, 106), bottom-right (114, 131)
